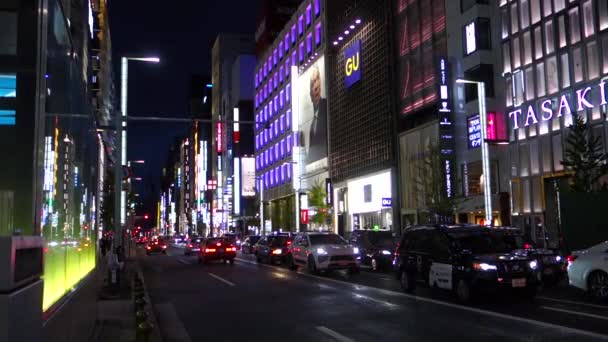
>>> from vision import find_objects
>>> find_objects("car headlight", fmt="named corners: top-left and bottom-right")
top-left (381, 250), bottom-right (391, 255)
top-left (529, 260), bottom-right (538, 270)
top-left (473, 262), bottom-right (497, 271)
top-left (316, 248), bottom-right (328, 255)
top-left (555, 255), bottom-right (562, 262)
top-left (353, 247), bottom-right (359, 254)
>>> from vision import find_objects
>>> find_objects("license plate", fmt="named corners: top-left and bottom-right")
top-left (512, 278), bottom-right (526, 288)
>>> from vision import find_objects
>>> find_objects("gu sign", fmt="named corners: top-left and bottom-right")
top-left (381, 198), bottom-right (392, 207)
top-left (508, 81), bottom-right (608, 131)
top-left (344, 40), bottom-right (361, 88)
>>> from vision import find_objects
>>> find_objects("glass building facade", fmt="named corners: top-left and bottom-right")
top-left (501, 0), bottom-right (608, 241)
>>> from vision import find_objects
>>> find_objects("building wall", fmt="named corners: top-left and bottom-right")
top-left (500, 0), bottom-right (608, 240)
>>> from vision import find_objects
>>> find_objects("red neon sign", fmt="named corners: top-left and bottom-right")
top-left (216, 123), bottom-right (223, 152)
top-left (300, 209), bottom-right (309, 224)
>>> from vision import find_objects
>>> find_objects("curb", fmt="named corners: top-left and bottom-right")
top-left (134, 261), bottom-right (164, 342)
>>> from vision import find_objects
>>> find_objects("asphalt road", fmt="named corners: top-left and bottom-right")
top-left (138, 245), bottom-right (608, 342)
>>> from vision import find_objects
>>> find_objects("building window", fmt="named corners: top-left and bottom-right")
top-left (520, 143), bottom-right (530, 177)
top-left (603, 36), bottom-right (608, 74)
top-left (279, 66), bottom-right (284, 83)
top-left (536, 62), bottom-right (546, 97)
top-left (600, 0), bottom-right (608, 31)
top-left (291, 24), bottom-right (297, 45)
top-left (544, 20), bottom-right (555, 55)
top-left (543, 0), bottom-right (552, 17)
top-left (502, 8), bottom-right (510, 39)
top-left (463, 64), bottom-right (495, 102)
top-left (523, 31), bottom-right (532, 65)
top-left (587, 41), bottom-right (600, 80)
top-left (285, 60), bottom-right (290, 77)
top-left (573, 47), bottom-right (584, 83)
top-left (512, 37), bottom-right (521, 69)
top-left (299, 42), bottom-right (305, 62)
top-left (558, 15), bottom-right (567, 48)
top-left (464, 18), bottom-right (491, 55)
top-left (513, 69), bottom-right (525, 106)
top-left (505, 76), bottom-right (513, 107)
top-left (286, 83), bottom-right (291, 103)
top-left (554, 0), bottom-right (566, 13)
top-left (546, 56), bottom-right (558, 94)
top-left (530, 139), bottom-right (540, 175)
top-left (569, 7), bottom-right (581, 45)
top-left (280, 89), bottom-right (284, 108)
top-left (0, 11), bottom-right (17, 55)
top-left (511, 3), bottom-right (519, 33)
top-left (530, 0), bottom-right (541, 24)
top-left (525, 66), bottom-right (535, 100)
top-left (306, 33), bottom-right (313, 55)
top-left (520, 0), bottom-right (530, 30)
top-left (273, 49), bottom-right (278, 66)
top-left (552, 134), bottom-right (563, 171)
top-left (561, 52), bottom-right (570, 89)
top-left (279, 42), bottom-right (284, 59)
top-left (291, 51), bottom-right (297, 66)
top-left (284, 34), bottom-right (290, 53)
top-left (583, 0), bottom-right (595, 38)
top-left (534, 26), bottom-right (543, 60)
top-left (315, 23), bottom-right (322, 47)
top-left (286, 109), bottom-right (292, 129)
top-left (503, 42), bottom-right (512, 74)
top-left (298, 15), bottom-right (304, 36)
top-left (306, 4), bottom-right (312, 26)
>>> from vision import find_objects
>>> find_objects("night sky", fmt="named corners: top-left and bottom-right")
top-left (109, 1), bottom-right (260, 212)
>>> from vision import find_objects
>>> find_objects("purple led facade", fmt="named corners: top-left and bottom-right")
top-left (287, 164), bottom-right (292, 180)
top-left (279, 90), bottom-right (284, 109)
top-left (274, 119), bottom-right (279, 137)
top-left (284, 34), bottom-right (289, 53)
top-left (286, 84), bottom-right (291, 103)
top-left (264, 130), bottom-right (268, 144)
top-left (270, 146), bottom-right (274, 164)
top-left (294, 132), bottom-right (299, 147)
top-left (306, 33), bottom-right (313, 55)
top-left (255, 73), bottom-right (258, 88)
top-left (291, 51), bottom-right (297, 67)
top-left (264, 150), bottom-right (268, 166)
top-left (298, 15), bottom-right (304, 36)
top-left (287, 134), bottom-right (292, 154)
top-left (280, 165), bottom-right (285, 183)
top-left (273, 96), bottom-right (278, 114)
top-left (280, 114), bottom-right (285, 133)
top-left (280, 138), bottom-right (285, 157)
top-left (286, 109), bottom-right (292, 130)
top-left (299, 42), bottom-right (305, 62)
top-left (306, 4), bottom-right (312, 26)
top-left (264, 105), bottom-right (268, 121)
top-left (279, 66), bottom-right (284, 83)
top-left (285, 60), bottom-right (290, 77)
top-left (314, 0), bottom-right (320, 16)
top-left (275, 167), bottom-right (280, 185)
top-left (291, 24), bottom-right (296, 44)
top-left (315, 23), bottom-right (322, 46)
top-left (274, 142), bottom-right (279, 160)
top-left (273, 49), bottom-right (278, 66)
top-left (274, 73), bottom-right (278, 90)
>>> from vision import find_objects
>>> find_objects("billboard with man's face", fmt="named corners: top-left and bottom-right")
top-left (297, 56), bottom-right (328, 172)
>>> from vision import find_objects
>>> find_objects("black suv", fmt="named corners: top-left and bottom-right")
top-left (348, 230), bottom-right (396, 271)
top-left (394, 225), bottom-right (539, 301)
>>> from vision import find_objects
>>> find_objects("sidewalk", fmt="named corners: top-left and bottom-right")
top-left (90, 251), bottom-right (163, 342)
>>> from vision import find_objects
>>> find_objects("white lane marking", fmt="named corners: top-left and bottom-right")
top-left (235, 258), bottom-right (608, 340)
top-left (316, 326), bottom-right (355, 342)
top-left (541, 306), bottom-right (608, 321)
top-left (538, 296), bottom-right (608, 310)
top-left (208, 272), bottom-right (236, 287)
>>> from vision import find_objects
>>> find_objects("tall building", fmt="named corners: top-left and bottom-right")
top-left (394, 0), bottom-right (509, 227)
top-left (254, 0), bottom-right (327, 233)
top-left (0, 0), bottom-right (115, 340)
top-left (211, 33), bottom-right (254, 234)
top-left (255, 0), bottom-right (302, 56)
top-left (500, 0), bottom-right (608, 244)
top-left (326, 0), bottom-right (397, 235)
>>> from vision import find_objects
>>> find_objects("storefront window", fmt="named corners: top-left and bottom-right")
top-left (511, 180), bottom-right (522, 215)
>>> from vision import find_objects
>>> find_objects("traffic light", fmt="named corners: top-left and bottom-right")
top-left (144, 214), bottom-right (149, 220)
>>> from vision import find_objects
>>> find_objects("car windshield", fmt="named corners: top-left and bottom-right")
top-left (368, 231), bottom-right (394, 246)
top-left (206, 238), bottom-right (223, 245)
top-left (309, 234), bottom-right (346, 245)
top-left (268, 236), bottom-right (290, 246)
top-left (249, 236), bottom-right (261, 244)
top-left (451, 232), bottom-right (522, 254)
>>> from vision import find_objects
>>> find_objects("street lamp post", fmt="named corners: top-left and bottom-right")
top-left (456, 79), bottom-right (492, 226)
top-left (115, 57), bottom-right (159, 250)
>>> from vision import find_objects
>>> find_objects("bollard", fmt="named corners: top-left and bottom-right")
top-left (134, 298), bottom-right (147, 312)
top-left (136, 321), bottom-right (154, 342)
top-left (134, 292), bottom-right (145, 301)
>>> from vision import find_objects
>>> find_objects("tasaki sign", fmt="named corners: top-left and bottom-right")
top-left (344, 40), bottom-right (361, 88)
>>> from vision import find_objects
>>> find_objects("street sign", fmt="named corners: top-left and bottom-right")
top-left (300, 209), bottom-right (309, 224)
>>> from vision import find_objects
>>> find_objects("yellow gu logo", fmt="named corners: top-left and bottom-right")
top-left (345, 52), bottom-right (360, 77)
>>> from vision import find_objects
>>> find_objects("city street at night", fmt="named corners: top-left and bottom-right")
top-left (138, 245), bottom-right (608, 342)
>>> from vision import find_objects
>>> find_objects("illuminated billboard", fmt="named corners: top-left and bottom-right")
top-left (344, 40), bottom-right (361, 88)
top-left (241, 157), bottom-right (256, 197)
top-left (296, 55), bottom-right (328, 172)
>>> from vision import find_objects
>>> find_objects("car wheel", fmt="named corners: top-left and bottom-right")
top-left (400, 269), bottom-right (415, 293)
top-left (256, 255), bottom-right (262, 263)
top-left (308, 255), bottom-right (318, 274)
top-left (588, 271), bottom-right (608, 300)
top-left (287, 255), bottom-right (297, 271)
top-left (229, 258), bottom-right (235, 265)
top-left (455, 279), bottom-right (473, 302)
top-left (371, 258), bottom-right (378, 271)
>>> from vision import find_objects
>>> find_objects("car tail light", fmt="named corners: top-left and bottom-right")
top-left (216, 242), bottom-right (222, 247)
top-left (205, 248), bottom-right (216, 253)
top-left (162, 245), bottom-right (167, 249)
top-left (524, 243), bottom-right (533, 249)
top-left (188, 244), bottom-right (193, 248)
top-left (272, 249), bottom-right (282, 255)
top-left (146, 246), bottom-right (151, 250)
top-left (287, 240), bottom-right (292, 245)
top-left (567, 255), bottom-right (578, 264)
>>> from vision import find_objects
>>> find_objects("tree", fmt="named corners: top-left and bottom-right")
top-left (309, 180), bottom-right (331, 228)
top-left (561, 114), bottom-right (608, 192)
top-left (414, 142), bottom-right (459, 223)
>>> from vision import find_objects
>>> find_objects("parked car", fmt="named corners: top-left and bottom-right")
top-left (185, 237), bottom-right (203, 256)
top-left (348, 230), bottom-right (396, 271)
top-left (567, 241), bottom-right (608, 300)
top-left (198, 238), bottom-right (237, 265)
top-left (512, 244), bottom-right (567, 286)
top-left (287, 232), bottom-right (359, 274)
top-left (146, 238), bottom-right (168, 255)
top-left (241, 235), bottom-right (261, 254)
top-left (394, 225), bottom-right (539, 302)
top-left (223, 233), bottom-right (243, 247)
top-left (256, 235), bottom-right (293, 265)
top-left (136, 236), bottom-right (149, 246)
